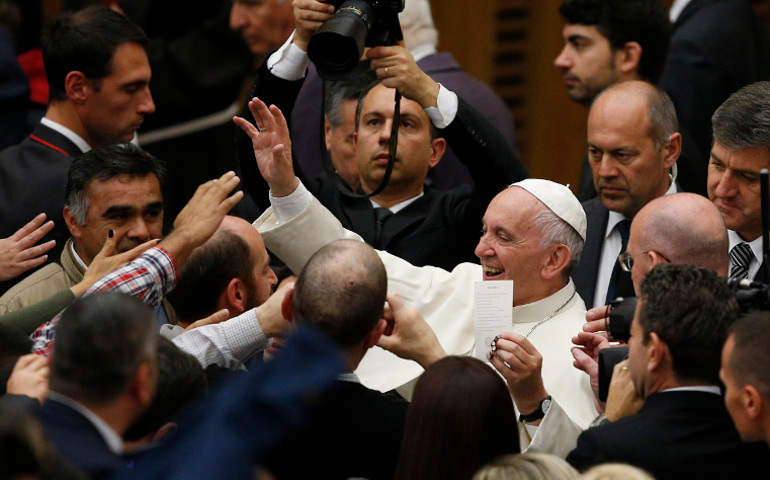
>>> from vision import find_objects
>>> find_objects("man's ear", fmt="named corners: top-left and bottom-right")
top-left (324, 118), bottom-right (333, 151)
top-left (65, 71), bottom-right (90, 103)
top-left (744, 385), bottom-right (765, 420)
top-left (224, 278), bottom-right (247, 315)
top-left (63, 206), bottom-right (83, 239)
top-left (132, 361), bottom-right (156, 408)
top-left (541, 244), bottom-right (572, 280)
top-left (281, 287), bottom-right (295, 322)
top-left (427, 137), bottom-right (446, 168)
top-left (661, 132), bottom-right (682, 169)
top-left (616, 41), bottom-right (642, 77)
top-left (646, 332), bottom-right (669, 372)
top-left (363, 319), bottom-right (388, 349)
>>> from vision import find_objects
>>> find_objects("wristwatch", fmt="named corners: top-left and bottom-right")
top-left (519, 396), bottom-right (552, 423)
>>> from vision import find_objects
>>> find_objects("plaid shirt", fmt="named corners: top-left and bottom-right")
top-left (31, 246), bottom-right (178, 354)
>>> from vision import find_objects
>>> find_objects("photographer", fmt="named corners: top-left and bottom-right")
top-left (567, 264), bottom-right (770, 479)
top-left (234, 0), bottom-right (528, 271)
top-left (572, 192), bottom-right (729, 416)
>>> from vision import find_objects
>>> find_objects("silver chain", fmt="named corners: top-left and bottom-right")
top-left (523, 291), bottom-right (577, 338)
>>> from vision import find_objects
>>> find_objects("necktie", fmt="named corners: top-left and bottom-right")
top-left (606, 219), bottom-right (633, 304)
top-left (373, 207), bottom-right (392, 248)
top-left (729, 242), bottom-right (754, 280)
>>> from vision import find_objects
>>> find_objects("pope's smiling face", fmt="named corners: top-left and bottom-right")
top-left (475, 187), bottom-right (554, 306)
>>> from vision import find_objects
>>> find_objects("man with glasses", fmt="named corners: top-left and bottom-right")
top-left (572, 81), bottom-right (681, 310)
top-left (573, 192), bottom-right (728, 415)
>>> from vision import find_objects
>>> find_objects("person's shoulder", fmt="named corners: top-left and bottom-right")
top-left (0, 263), bottom-right (69, 314)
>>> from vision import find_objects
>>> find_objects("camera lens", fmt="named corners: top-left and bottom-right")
top-left (308, 0), bottom-right (376, 80)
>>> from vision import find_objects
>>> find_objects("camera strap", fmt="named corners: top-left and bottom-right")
top-left (319, 81), bottom-right (400, 198)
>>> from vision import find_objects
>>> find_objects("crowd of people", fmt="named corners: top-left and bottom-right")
top-left (2, 0), bottom-right (770, 479)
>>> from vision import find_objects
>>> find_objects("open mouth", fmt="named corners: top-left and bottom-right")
top-left (482, 265), bottom-right (505, 280)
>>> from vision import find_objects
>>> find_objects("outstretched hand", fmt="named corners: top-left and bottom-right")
top-left (489, 331), bottom-right (549, 418)
top-left (367, 44), bottom-right (440, 109)
top-left (233, 98), bottom-right (298, 197)
top-left (0, 213), bottom-right (56, 282)
top-left (571, 331), bottom-right (611, 413)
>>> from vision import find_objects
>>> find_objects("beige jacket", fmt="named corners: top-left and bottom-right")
top-left (0, 239), bottom-right (84, 315)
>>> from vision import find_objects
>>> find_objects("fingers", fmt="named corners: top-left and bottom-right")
top-left (385, 292), bottom-right (405, 311)
top-left (586, 305), bottom-right (611, 322)
top-left (233, 115), bottom-right (259, 139)
top-left (185, 309), bottom-right (230, 332)
top-left (13, 353), bottom-right (49, 371)
top-left (571, 347), bottom-right (598, 375)
top-left (497, 331), bottom-right (538, 356)
top-left (270, 104), bottom-right (290, 137)
top-left (11, 213), bottom-right (50, 242)
top-left (583, 319), bottom-right (609, 336)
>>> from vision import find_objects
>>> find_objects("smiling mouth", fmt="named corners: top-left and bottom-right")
top-left (482, 265), bottom-right (504, 278)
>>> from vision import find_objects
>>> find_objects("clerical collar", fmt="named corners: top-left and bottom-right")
top-left (512, 279), bottom-right (577, 324)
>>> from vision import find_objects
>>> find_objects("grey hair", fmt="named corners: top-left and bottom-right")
top-left (532, 207), bottom-right (584, 276)
top-left (324, 60), bottom-right (378, 129)
top-left (646, 84), bottom-right (678, 150)
top-left (712, 81), bottom-right (770, 153)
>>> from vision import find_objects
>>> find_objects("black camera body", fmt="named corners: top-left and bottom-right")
top-left (308, 0), bottom-right (404, 80)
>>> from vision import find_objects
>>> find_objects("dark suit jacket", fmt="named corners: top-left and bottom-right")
top-left (0, 122), bottom-right (82, 295)
top-left (289, 53), bottom-right (518, 190)
top-left (573, 197), bottom-right (610, 309)
top-left (236, 58), bottom-right (528, 270)
top-left (262, 380), bottom-right (409, 480)
top-left (659, 0), bottom-right (770, 193)
top-left (35, 397), bottom-right (127, 480)
top-left (567, 390), bottom-right (770, 480)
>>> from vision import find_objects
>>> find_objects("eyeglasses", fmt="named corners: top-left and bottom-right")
top-left (617, 251), bottom-right (672, 272)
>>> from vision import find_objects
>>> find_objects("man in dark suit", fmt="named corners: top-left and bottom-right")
top-left (554, 0), bottom-right (673, 200)
top-left (567, 264), bottom-right (770, 479)
top-left (236, 20), bottom-right (527, 271)
top-left (38, 291), bottom-right (159, 480)
top-left (287, 0), bottom-right (519, 191)
top-left (720, 312), bottom-right (770, 448)
top-left (572, 81), bottom-right (680, 309)
top-left (660, 0), bottom-right (770, 195)
top-left (261, 239), bottom-right (411, 480)
top-left (0, 6), bottom-right (155, 295)
top-left (708, 81), bottom-right (770, 284)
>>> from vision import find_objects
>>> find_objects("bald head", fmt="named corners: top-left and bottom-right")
top-left (293, 240), bottom-right (387, 348)
top-left (632, 193), bottom-right (729, 275)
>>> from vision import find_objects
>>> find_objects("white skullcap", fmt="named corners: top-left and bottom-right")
top-left (511, 179), bottom-right (587, 240)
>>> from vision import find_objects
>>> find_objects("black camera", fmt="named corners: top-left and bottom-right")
top-left (604, 296), bottom-right (637, 343)
top-left (307, 0), bottom-right (404, 80)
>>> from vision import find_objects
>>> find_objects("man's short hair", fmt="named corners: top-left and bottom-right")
top-left (532, 207), bottom-right (584, 276)
top-left (558, 0), bottom-right (671, 83)
top-left (292, 240), bottom-right (387, 348)
top-left (50, 292), bottom-right (158, 404)
top-left (65, 143), bottom-right (165, 225)
top-left (639, 264), bottom-right (738, 385)
top-left (324, 60), bottom-right (378, 129)
top-left (166, 230), bottom-right (256, 324)
top-left (727, 312), bottom-right (770, 400)
top-left (712, 81), bottom-right (770, 153)
top-left (43, 5), bottom-right (148, 101)
top-left (123, 336), bottom-right (207, 441)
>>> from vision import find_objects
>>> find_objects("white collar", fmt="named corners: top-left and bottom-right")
top-left (728, 229), bottom-right (763, 263)
top-left (661, 385), bottom-right (721, 396)
top-left (47, 391), bottom-right (124, 455)
top-left (370, 191), bottom-right (425, 214)
top-left (669, 0), bottom-right (692, 22)
top-left (40, 117), bottom-right (91, 153)
top-left (512, 279), bottom-right (577, 324)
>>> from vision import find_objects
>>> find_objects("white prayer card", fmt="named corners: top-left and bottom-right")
top-left (474, 280), bottom-right (513, 361)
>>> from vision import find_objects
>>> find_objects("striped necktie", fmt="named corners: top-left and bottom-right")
top-left (729, 242), bottom-right (754, 280)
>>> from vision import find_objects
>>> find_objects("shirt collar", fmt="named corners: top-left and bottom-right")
top-left (661, 385), bottom-right (722, 395)
top-left (370, 191), bottom-right (425, 214)
top-left (410, 44), bottom-right (437, 62)
top-left (603, 180), bottom-right (677, 239)
top-left (669, 0), bottom-right (692, 22)
top-left (47, 391), bottom-right (124, 455)
top-left (728, 229), bottom-right (763, 264)
top-left (40, 117), bottom-right (91, 153)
